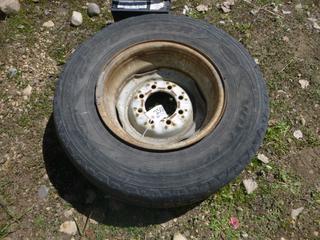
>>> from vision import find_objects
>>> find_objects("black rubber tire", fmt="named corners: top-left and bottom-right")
top-left (54, 14), bottom-right (269, 208)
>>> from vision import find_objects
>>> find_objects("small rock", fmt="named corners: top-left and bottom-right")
top-left (220, 5), bottom-right (230, 13)
top-left (196, 4), bottom-right (208, 13)
top-left (282, 10), bottom-right (291, 15)
top-left (293, 130), bottom-right (303, 139)
top-left (291, 207), bottom-right (304, 220)
top-left (273, 5), bottom-right (279, 13)
top-left (241, 232), bottom-right (249, 238)
top-left (182, 5), bottom-right (189, 15)
top-left (282, 36), bottom-right (289, 42)
top-left (106, 20), bottom-right (113, 25)
top-left (307, 18), bottom-right (320, 30)
top-left (308, 18), bottom-right (320, 30)
top-left (219, 0), bottom-right (235, 13)
top-left (71, 11), bottom-right (83, 26)
top-left (314, 231), bottom-right (319, 237)
top-left (42, 20), bottom-right (55, 28)
top-left (0, 0), bottom-right (20, 15)
top-left (243, 178), bottom-right (258, 194)
top-left (254, 58), bottom-right (259, 64)
top-left (87, 3), bottom-right (100, 17)
top-left (59, 221), bottom-right (77, 235)
top-left (219, 20), bottom-right (225, 25)
top-left (298, 79), bottom-right (309, 89)
top-left (63, 209), bottom-right (74, 218)
top-left (313, 22), bottom-right (320, 30)
top-left (257, 153), bottom-right (269, 164)
top-left (89, 218), bottom-right (98, 224)
top-left (38, 185), bottom-right (49, 199)
top-left (173, 232), bottom-right (187, 240)
top-left (7, 67), bottom-right (17, 78)
top-left (250, 8), bottom-right (259, 15)
top-left (22, 85), bottom-right (32, 99)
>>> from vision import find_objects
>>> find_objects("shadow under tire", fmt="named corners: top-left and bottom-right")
top-left (54, 14), bottom-right (269, 208)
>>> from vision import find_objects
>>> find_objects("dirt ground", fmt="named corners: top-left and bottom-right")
top-left (0, 0), bottom-right (319, 239)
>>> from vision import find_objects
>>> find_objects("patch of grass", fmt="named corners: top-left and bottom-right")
top-left (256, 0), bottom-right (283, 6)
top-left (206, 181), bottom-right (250, 238)
top-left (34, 215), bottom-right (46, 229)
top-left (234, 22), bottom-right (251, 34)
top-left (0, 10), bottom-right (35, 44)
top-left (0, 223), bottom-right (10, 239)
top-left (187, 9), bottom-right (205, 19)
top-left (265, 121), bottom-right (290, 154)
top-left (50, 46), bottom-right (67, 66)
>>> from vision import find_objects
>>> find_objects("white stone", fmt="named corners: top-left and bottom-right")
top-left (173, 232), bottom-right (187, 240)
top-left (282, 10), bottom-right (291, 15)
top-left (293, 130), bottom-right (303, 139)
top-left (307, 18), bottom-right (320, 29)
top-left (250, 9), bottom-right (259, 15)
top-left (71, 11), bottom-right (83, 26)
top-left (22, 85), bottom-right (32, 99)
top-left (298, 79), bottom-right (309, 89)
top-left (291, 207), bottom-right (304, 220)
top-left (59, 221), bottom-right (77, 235)
top-left (282, 36), bottom-right (289, 42)
top-left (243, 179), bottom-right (258, 194)
top-left (42, 20), bottom-right (55, 28)
top-left (257, 153), bottom-right (269, 164)
top-left (182, 5), bottom-right (189, 15)
top-left (196, 4), bottom-right (208, 13)
top-left (0, 0), bottom-right (20, 15)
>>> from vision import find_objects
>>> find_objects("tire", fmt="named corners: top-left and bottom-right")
top-left (54, 14), bottom-right (269, 208)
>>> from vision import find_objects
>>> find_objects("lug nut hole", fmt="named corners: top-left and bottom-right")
top-left (178, 95), bottom-right (184, 100)
top-left (138, 108), bottom-right (143, 113)
top-left (178, 110), bottom-right (184, 114)
top-left (166, 120), bottom-right (171, 125)
top-left (139, 94), bottom-right (144, 98)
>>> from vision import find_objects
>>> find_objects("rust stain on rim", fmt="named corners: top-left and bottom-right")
top-left (96, 41), bottom-right (225, 150)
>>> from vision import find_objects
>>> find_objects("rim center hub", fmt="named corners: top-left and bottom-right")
top-left (128, 79), bottom-right (194, 139)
